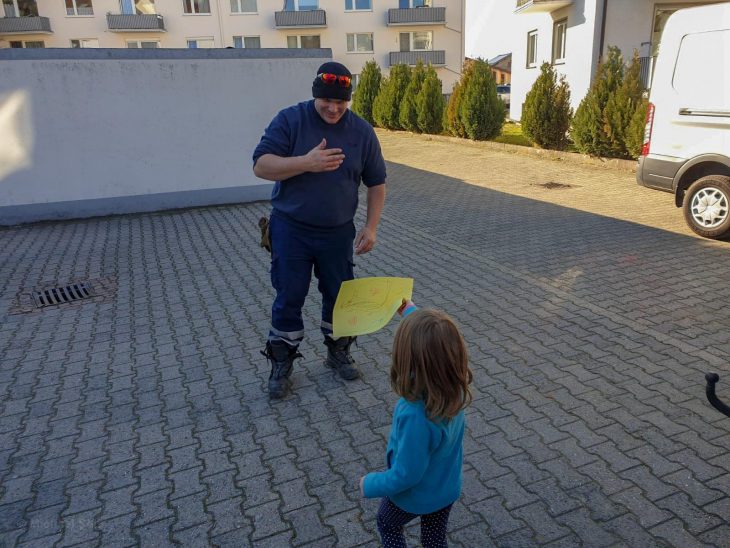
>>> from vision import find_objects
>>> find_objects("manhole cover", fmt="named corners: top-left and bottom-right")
top-left (32, 282), bottom-right (94, 308)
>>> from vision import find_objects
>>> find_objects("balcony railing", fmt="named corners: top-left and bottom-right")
top-left (107, 13), bottom-right (165, 31)
top-left (389, 50), bottom-right (445, 67)
top-left (0, 16), bottom-right (52, 34)
top-left (515, 0), bottom-right (573, 14)
top-left (388, 7), bottom-right (446, 25)
top-left (274, 9), bottom-right (326, 28)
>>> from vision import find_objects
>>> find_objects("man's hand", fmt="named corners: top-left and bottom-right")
top-left (304, 138), bottom-right (345, 172)
top-left (354, 226), bottom-right (376, 255)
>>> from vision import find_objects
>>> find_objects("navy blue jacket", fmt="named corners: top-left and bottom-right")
top-left (253, 100), bottom-right (386, 228)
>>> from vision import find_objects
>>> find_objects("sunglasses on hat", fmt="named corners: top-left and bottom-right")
top-left (317, 73), bottom-right (352, 87)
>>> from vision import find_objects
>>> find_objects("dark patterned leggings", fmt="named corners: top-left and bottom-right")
top-left (376, 497), bottom-right (453, 548)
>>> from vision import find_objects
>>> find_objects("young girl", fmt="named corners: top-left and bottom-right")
top-left (360, 301), bottom-right (473, 547)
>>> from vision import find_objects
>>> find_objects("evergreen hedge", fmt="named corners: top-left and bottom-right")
top-left (415, 64), bottom-right (445, 134)
top-left (351, 60), bottom-right (381, 126)
top-left (372, 64), bottom-right (411, 130)
top-left (459, 58), bottom-right (504, 141)
top-left (399, 60), bottom-right (426, 132)
top-left (521, 62), bottom-right (572, 150)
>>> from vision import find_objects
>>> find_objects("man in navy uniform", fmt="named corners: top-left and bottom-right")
top-left (253, 61), bottom-right (387, 399)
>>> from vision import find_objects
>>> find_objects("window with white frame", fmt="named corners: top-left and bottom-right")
top-left (3, 0), bottom-right (38, 17)
top-left (71, 38), bottom-right (99, 48)
top-left (284, 0), bottom-right (317, 10)
top-left (526, 30), bottom-right (538, 68)
top-left (187, 37), bottom-right (214, 48)
top-left (552, 18), bottom-right (567, 64)
top-left (345, 0), bottom-right (370, 10)
top-left (183, 0), bottom-right (209, 14)
top-left (399, 0), bottom-right (430, 7)
top-left (127, 39), bottom-right (159, 48)
top-left (9, 40), bottom-right (44, 47)
top-left (230, 0), bottom-right (255, 13)
top-left (233, 35), bottom-right (261, 48)
top-left (66, 0), bottom-right (93, 16)
top-left (120, 0), bottom-right (155, 15)
top-left (287, 35), bottom-right (320, 48)
top-left (351, 73), bottom-right (360, 90)
top-left (399, 31), bottom-right (432, 52)
top-left (347, 33), bottom-right (373, 53)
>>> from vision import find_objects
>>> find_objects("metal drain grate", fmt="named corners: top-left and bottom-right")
top-left (32, 282), bottom-right (94, 308)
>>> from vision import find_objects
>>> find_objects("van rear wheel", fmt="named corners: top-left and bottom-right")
top-left (683, 175), bottom-right (730, 239)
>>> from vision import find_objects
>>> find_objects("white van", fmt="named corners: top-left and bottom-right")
top-left (636, 2), bottom-right (730, 239)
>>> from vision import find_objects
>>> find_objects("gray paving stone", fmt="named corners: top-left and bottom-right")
top-left (3, 145), bottom-right (730, 546)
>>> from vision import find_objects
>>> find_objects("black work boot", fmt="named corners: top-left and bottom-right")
top-left (261, 341), bottom-right (302, 399)
top-left (324, 337), bottom-right (360, 381)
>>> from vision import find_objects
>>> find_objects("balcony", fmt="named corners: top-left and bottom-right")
top-left (274, 9), bottom-right (326, 28)
top-left (387, 7), bottom-right (446, 26)
top-left (515, 0), bottom-right (572, 14)
top-left (0, 16), bottom-right (52, 35)
top-left (389, 50), bottom-right (445, 67)
top-left (107, 13), bottom-right (165, 32)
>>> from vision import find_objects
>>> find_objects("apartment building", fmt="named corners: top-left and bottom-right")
top-left (0, 0), bottom-right (465, 90)
top-left (492, 0), bottom-right (725, 120)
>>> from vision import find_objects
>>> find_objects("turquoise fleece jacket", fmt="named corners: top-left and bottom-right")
top-left (362, 397), bottom-right (465, 514)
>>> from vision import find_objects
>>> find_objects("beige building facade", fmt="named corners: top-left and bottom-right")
top-left (0, 0), bottom-right (465, 90)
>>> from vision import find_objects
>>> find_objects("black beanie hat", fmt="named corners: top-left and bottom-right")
top-left (312, 61), bottom-right (353, 101)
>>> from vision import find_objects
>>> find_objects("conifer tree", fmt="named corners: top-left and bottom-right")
top-left (521, 62), bottom-right (572, 150)
top-left (351, 60), bottom-right (381, 126)
top-left (415, 65), bottom-right (445, 134)
top-left (372, 64), bottom-right (411, 130)
top-left (459, 58), bottom-right (504, 141)
top-left (399, 60), bottom-right (427, 132)
top-left (571, 46), bottom-right (624, 156)
top-left (445, 60), bottom-right (475, 138)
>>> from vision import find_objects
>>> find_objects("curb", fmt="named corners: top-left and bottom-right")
top-left (375, 129), bottom-right (638, 173)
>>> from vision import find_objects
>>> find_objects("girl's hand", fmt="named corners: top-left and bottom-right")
top-left (397, 299), bottom-right (415, 316)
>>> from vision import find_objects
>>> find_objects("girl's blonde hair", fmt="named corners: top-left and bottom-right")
top-left (391, 308), bottom-right (472, 420)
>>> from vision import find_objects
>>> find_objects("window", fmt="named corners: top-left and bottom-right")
top-left (287, 35), bottom-right (320, 48)
top-left (3, 0), bottom-right (38, 17)
top-left (187, 37), bottom-right (214, 48)
top-left (71, 38), bottom-right (99, 48)
top-left (127, 40), bottom-right (159, 48)
top-left (233, 35), bottom-right (261, 48)
top-left (10, 40), bottom-right (45, 47)
top-left (345, 0), bottom-right (370, 10)
top-left (552, 18), bottom-right (566, 64)
top-left (526, 30), bottom-right (538, 68)
top-left (399, 31), bottom-right (432, 52)
top-left (230, 0), bottom-right (255, 13)
top-left (399, 0), bottom-right (430, 7)
top-left (120, 0), bottom-right (155, 15)
top-left (65, 0), bottom-right (93, 16)
top-left (183, 0), bottom-right (209, 14)
top-left (346, 33), bottom-right (373, 53)
top-left (351, 73), bottom-right (360, 90)
top-left (284, 0), bottom-right (317, 10)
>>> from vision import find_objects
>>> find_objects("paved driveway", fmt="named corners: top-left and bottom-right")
top-left (1, 131), bottom-right (730, 547)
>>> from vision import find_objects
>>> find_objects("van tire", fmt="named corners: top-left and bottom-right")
top-left (683, 175), bottom-right (730, 239)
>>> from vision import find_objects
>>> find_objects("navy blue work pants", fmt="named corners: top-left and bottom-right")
top-left (268, 212), bottom-right (355, 345)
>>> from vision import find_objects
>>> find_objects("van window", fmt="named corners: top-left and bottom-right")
top-left (673, 30), bottom-right (730, 110)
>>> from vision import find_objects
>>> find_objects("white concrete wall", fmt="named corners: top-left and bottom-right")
top-left (603, 0), bottom-right (727, 60)
top-left (509, 0), bottom-right (600, 121)
top-left (0, 0), bottom-right (464, 91)
top-left (0, 48), bottom-right (328, 224)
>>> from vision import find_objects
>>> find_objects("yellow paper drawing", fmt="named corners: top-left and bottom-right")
top-left (333, 277), bottom-right (413, 338)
